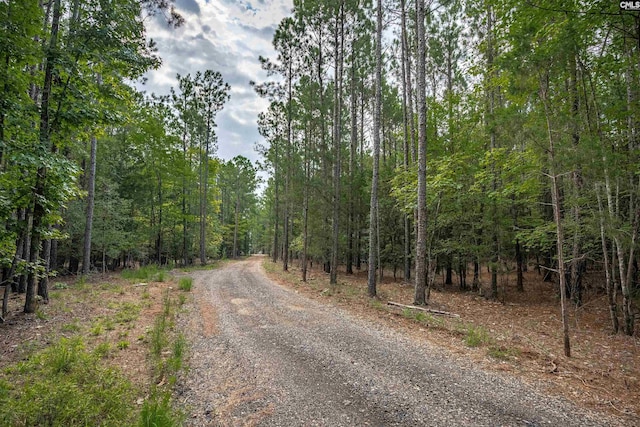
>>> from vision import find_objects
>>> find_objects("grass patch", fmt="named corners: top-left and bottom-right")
top-left (488, 345), bottom-right (520, 360)
top-left (369, 299), bottom-right (384, 310)
top-left (61, 321), bottom-right (81, 333)
top-left (139, 394), bottom-right (180, 427)
top-left (114, 302), bottom-right (141, 324)
top-left (121, 265), bottom-right (164, 282)
top-left (464, 325), bottom-right (492, 347)
top-left (0, 337), bottom-right (136, 426)
top-left (140, 290), bottom-right (186, 425)
top-left (178, 277), bottom-right (193, 292)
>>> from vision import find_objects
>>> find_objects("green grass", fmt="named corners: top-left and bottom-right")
top-left (178, 277), bottom-right (193, 292)
top-left (0, 337), bottom-right (136, 426)
top-left (61, 321), bottom-right (81, 333)
top-left (121, 265), bottom-right (164, 281)
top-left (139, 394), bottom-right (180, 427)
top-left (487, 345), bottom-right (520, 360)
top-left (464, 325), bottom-right (492, 347)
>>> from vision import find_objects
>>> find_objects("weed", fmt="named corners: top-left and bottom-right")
top-left (52, 282), bottom-right (68, 290)
top-left (94, 342), bottom-right (112, 359)
top-left (488, 345), bottom-right (519, 360)
top-left (369, 299), bottom-right (384, 310)
top-left (122, 265), bottom-right (159, 281)
top-left (150, 316), bottom-right (167, 357)
top-left (90, 323), bottom-right (103, 336)
top-left (424, 314), bottom-right (445, 328)
top-left (103, 318), bottom-right (116, 331)
top-left (115, 302), bottom-right (141, 324)
top-left (61, 322), bottom-right (81, 333)
top-left (0, 337), bottom-right (135, 426)
top-left (139, 394), bottom-right (180, 427)
top-left (402, 308), bottom-right (413, 319)
top-left (178, 277), bottom-right (193, 292)
top-left (414, 312), bottom-right (427, 322)
top-left (155, 271), bottom-right (167, 282)
top-left (117, 341), bottom-right (130, 350)
top-left (51, 338), bottom-right (83, 373)
top-left (35, 309), bottom-right (48, 321)
top-left (142, 290), bottom-right (150, 299)
top-left (464, 325), bottom-right (492, 347)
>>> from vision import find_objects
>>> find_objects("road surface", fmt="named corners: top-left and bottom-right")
top-left (176, 257), bottom-right (612, 426)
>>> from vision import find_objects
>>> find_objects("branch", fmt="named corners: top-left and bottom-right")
top-left (387, 301), bottom-right (460, 318)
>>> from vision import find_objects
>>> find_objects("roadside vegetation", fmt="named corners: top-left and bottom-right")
top-left (0, 268), bottom-right (194, 426)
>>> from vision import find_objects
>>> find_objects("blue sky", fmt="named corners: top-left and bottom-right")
top-left (140, 0), bottom-right (293, 166)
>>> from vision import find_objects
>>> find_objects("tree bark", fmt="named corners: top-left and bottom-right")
top-left (542, 75), bottom-right (571, 357)
top-left (330, 2), bottom-right (344, 285)
top-left (414, 0), bottom-right (428, 305)
top-left (82, 135), bottom-right (97, 275)
top-left (368, 0), bottom-right (383, 298)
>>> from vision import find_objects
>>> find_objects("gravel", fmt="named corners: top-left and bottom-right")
top-left (176, 257), bottom-right (617, 426)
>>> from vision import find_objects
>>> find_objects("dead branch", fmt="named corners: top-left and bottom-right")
top-left (387, 301), bottom-right (460, 318)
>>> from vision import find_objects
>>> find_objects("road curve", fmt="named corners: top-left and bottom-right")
top-left (176, 256), bottom-right (612, 426)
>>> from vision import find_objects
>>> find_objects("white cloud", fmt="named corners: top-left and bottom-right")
top-left (138, 0), bottom-right (293, 164)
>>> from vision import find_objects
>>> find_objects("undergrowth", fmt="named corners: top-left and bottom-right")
top-left (0, 337), bottom-right (136, 426)
top-left (141, 290), bottom-right (185, 427)
top-left (0, 275), bottom-right (188, 426)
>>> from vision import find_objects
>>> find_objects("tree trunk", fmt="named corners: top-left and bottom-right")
top-left (401, 0), bottom-right (411, 283)
top-left (414, 0), bottom-right (428, 305)
top-left (26, 0), bottom-right (61, 314)
top-left (368, 0), bottom-right (383, 298)
top-left (596, 184), bottom-right (619, 333)
top-left (516, 239), bottom-right (524, 292)
top-left (542, 75), bottom-right (571, 357)
top-left (82, 135), bottom-right (97, 275)
top-left (233, 194), bottom-right (239, 258)
top-left (330, 2), bottom-right (344, 285)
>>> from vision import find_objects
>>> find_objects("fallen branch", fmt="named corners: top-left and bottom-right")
top-left (387, 301), bottom-right (460, 318)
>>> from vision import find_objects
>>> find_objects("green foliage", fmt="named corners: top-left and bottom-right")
top-left (61, 322), bottom-right (81, 333)
top-left (122, 265), bottom-right (161, 281)
top-left (0, 337), bottom-right (136, 426)
top-left (464, 325), bottom-right (492, 348)
top-left (178, 277), bottom-right (193, 292)
top-left (139, 394), bottom-right (181, 427)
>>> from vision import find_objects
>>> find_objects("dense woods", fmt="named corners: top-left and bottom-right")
top-left (253, 0), bottom-right (640, 345)
top-left (0, 0), bottom-right (258, 318)
top-left (1, 0), bottom-right (639, 351)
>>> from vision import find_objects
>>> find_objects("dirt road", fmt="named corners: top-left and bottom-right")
top-left (177, 257), bottom-right (612, 426)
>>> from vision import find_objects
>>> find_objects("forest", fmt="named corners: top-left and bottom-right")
top-left (252, 0), bottom-right (640, 350)
top-left (0, 0), bottom-right (258, 319)
top-left (1, 0), bottom-right (639, 353)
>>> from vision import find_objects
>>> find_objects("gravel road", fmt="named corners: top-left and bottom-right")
top-left (176, 256), bottom-right (614, 426)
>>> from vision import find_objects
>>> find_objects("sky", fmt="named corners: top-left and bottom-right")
top-left (139, 0), bottom-right (294, 166)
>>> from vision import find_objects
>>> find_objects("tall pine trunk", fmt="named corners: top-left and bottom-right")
top-left (414, 0), bottom-right (428, 305)
top-left (368, 0), bottom-right (383, 298)
top-left (82, 135), bottom-right (97, 275)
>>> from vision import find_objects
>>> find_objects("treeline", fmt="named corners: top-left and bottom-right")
top-left (254, 0), bottom-right (639, 341)
top-left (0, 0), bottom-right (257, 317)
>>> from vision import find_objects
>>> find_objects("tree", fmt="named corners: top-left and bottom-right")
top-left (414, 0), bottom-right (428, 305)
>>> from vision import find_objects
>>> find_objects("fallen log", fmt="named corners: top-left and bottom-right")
top-left (387, 301), bottom-right (460, 318)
